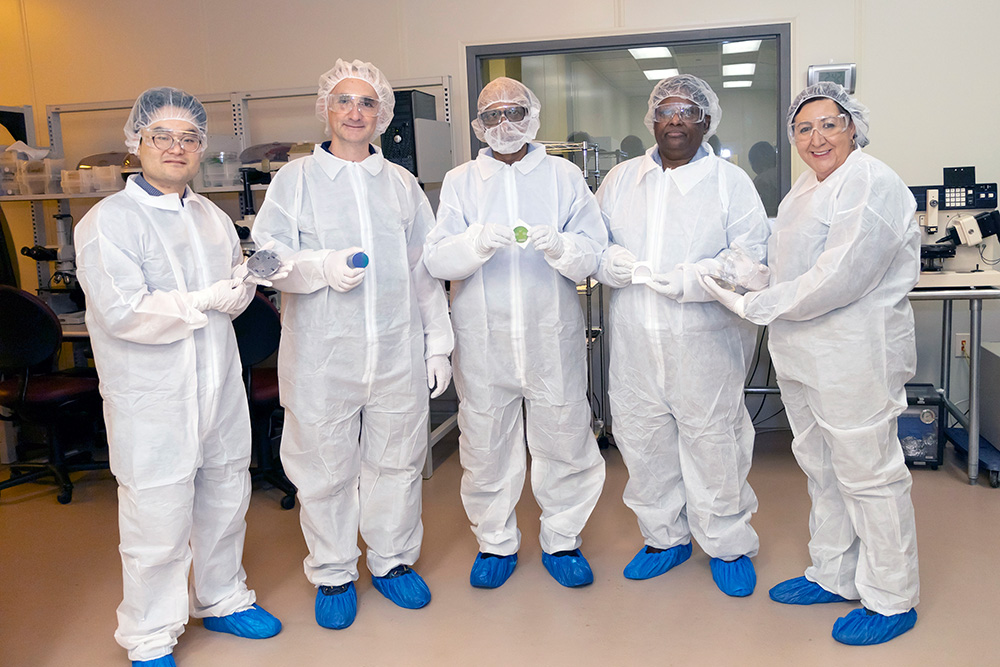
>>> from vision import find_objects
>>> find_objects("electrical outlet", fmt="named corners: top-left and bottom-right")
top-left (954, 332), bottom-right (970, 358)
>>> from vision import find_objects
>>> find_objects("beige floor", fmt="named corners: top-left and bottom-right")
top-left (2, 429), bottom-right (998, 667)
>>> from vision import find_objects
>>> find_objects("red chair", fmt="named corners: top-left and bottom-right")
top-left (0, 285), bottom-right (106, 503)
top-left (232, 291), bottom-right (296, 509)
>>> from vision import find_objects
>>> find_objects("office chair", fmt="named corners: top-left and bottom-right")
top-left (0, 285), bottom-right (106, 503)
top-left (232, 291), bottom-right (296, 509)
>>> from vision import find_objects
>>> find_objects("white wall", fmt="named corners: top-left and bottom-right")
top-left (3, 0), bottom-right (999, 402)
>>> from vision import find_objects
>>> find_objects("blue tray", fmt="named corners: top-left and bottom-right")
top-left (945, 427), bottom-right (1000, 487)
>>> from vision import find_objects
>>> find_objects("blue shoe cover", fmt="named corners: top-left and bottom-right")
top-left (769, 576), bottom-right (849, 605)
top-left (315, 581), bottom-right (357, 629)
top-left (132, 657), bottom-right (176, 667)
top-left (470, 552), bottom-right (518, 589)
top-left (710, 555), bottom-right (756, 597)
top-left (371, 565), bottom-right (431, 609)
top-left (623, 543), bottom-right (692, 580)
top-left (542, 549), bottom-right (594, 587)
top-left (202, 603), bottom-right (281, 638)
top-left (832, 607), bottom-right (917, 645)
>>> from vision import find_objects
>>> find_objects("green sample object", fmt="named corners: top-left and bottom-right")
top-left (514, 226), bottom-right (528, 243)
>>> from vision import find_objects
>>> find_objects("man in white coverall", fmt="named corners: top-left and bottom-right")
top-left (423, 77), bottom-right (607, 590)
top-left (251, 59), bottom-right (454, 629)
top-left (595, 74), bottom-right (769, 596)
top-left (75, 87), bottom-right (282, 667)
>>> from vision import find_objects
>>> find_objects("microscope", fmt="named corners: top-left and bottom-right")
top-left (911, 167), bottom-right (1000, 282)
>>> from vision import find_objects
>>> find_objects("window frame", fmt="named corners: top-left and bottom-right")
top-left (466, 23), bottom-right (792, 201)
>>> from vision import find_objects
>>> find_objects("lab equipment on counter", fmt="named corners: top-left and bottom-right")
top-left (911, 166), bottom-right (999, 275)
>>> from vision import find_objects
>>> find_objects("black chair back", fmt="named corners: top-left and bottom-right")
top-left (0, 285), bottom-right (61, 372)
top-left (232, 291), bottom-right (281, 368)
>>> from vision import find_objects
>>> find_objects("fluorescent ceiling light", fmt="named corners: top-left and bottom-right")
top-left (644, 68), bottom-right (679, 80)
top-left (629, 47), bottom-right (672, 60)
top-left (723, 80), bottom-right (753, 88)
top-left (723, 63), bottom-right (756, 77)
top-left (723, 40), bottom-right (762, 55)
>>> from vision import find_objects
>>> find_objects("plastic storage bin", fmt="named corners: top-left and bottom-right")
top-left (61, 169), bottom-right (94, 194)
top-left (200, 152), bottom-right (241, 187)
top-left (43, 158), bottom-right (65, 194)
top-left (91, 165), bottom-right (122, 192)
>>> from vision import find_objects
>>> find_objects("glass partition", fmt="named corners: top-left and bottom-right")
top-left (467, 25), bottom-right (790, 214)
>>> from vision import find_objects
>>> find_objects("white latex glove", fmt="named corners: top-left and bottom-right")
top-left (743, 264), bottom-right (771, 292)
top-left (426, 354), bottom-right (452, 399)
top-left (189, 278), bottom-right (256, 315)
top-left (700, 273), bottom-right (747, 318)
top-left (323, 246), bottom-right (366, 293)
top-left (528, 225), bottom-right (565, 260)
top-left (602, 244), bottom-right (637, 288)
top-left (473, 224), bottom-right (515, 258)
top-left (646, 270), bottom-right (683, 299)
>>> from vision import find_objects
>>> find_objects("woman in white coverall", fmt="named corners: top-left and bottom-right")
top-left (423, 77), bottom-right (607, 590)
top-left (251, 59), bottom-right (453, 629)
top-left (703, 82), bottom-right (920, 645)
top-left (594, 75), bottom-right (769, 597)
top-left (75, 87), bottom-right (282, 667)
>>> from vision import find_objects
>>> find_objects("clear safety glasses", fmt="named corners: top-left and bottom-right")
top-left (329, 94), bottom-right (381, 117)
top-left (478, 105), bottom-right (528, 128)
top-left (141, 129), bottom-right (204, 153)
top-left (790, 113), bottom-right (850, 143)
top-left (652, 102), bottom-right (706, 124)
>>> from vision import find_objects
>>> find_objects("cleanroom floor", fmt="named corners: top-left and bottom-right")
top-left (2, 428), bottom-right (997, 666)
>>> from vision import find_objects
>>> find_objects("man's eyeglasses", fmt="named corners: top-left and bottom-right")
top-left (141, 129), bottom-right (204, 153)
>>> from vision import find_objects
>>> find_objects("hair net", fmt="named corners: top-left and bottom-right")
top-left (786, 82), bottom-right (870, 148)
top-left (124, 87), bottom-right (207, 155)
top-left (644, 74), bottom-right (721, 139)
top-left (471, 77), bottom-right (541, 154)
top-left (316, 59), bottom-right (395, 137)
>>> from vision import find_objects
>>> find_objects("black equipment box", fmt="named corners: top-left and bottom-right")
top-left (899, 383), bottom-right (945, 469)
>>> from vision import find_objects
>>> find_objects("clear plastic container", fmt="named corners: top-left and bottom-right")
top-left (0, 150), bottom-right (22, 177)
top-left (43, 158), bottom-right (65, 194)
top-left (91, 165), bottom-right (122, 192)
top-left (200, 151), bottom-right (241, 187)
top-left (17, 172), bottom-right (47, 195)
top-left (61, 169), bottom-right (94, 194)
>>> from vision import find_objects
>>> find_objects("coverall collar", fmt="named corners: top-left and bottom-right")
top-left (124, 174), bottom-right (189, 211)
top-left (792, 146), bottom-right (865, 198)
top-left (315, 141), bottom-right (385, 180)
top-left (475, 142), bottom-right (546, 180)
top-left (636, 142), bottom-right (713, 195)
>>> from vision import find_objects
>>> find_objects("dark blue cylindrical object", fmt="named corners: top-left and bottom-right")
top-left (347, 251), bottom-right (369, 269)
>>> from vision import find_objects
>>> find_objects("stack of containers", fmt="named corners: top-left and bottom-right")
top-left (16, 159), bottom-right (47, 195)
top-left (0, 150), bottom-right (20, 195)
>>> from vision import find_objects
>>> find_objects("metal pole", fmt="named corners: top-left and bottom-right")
top-left (968, 298), bottom-right (982, 484)
top-left (941, 300), bottom-right (952, 398)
